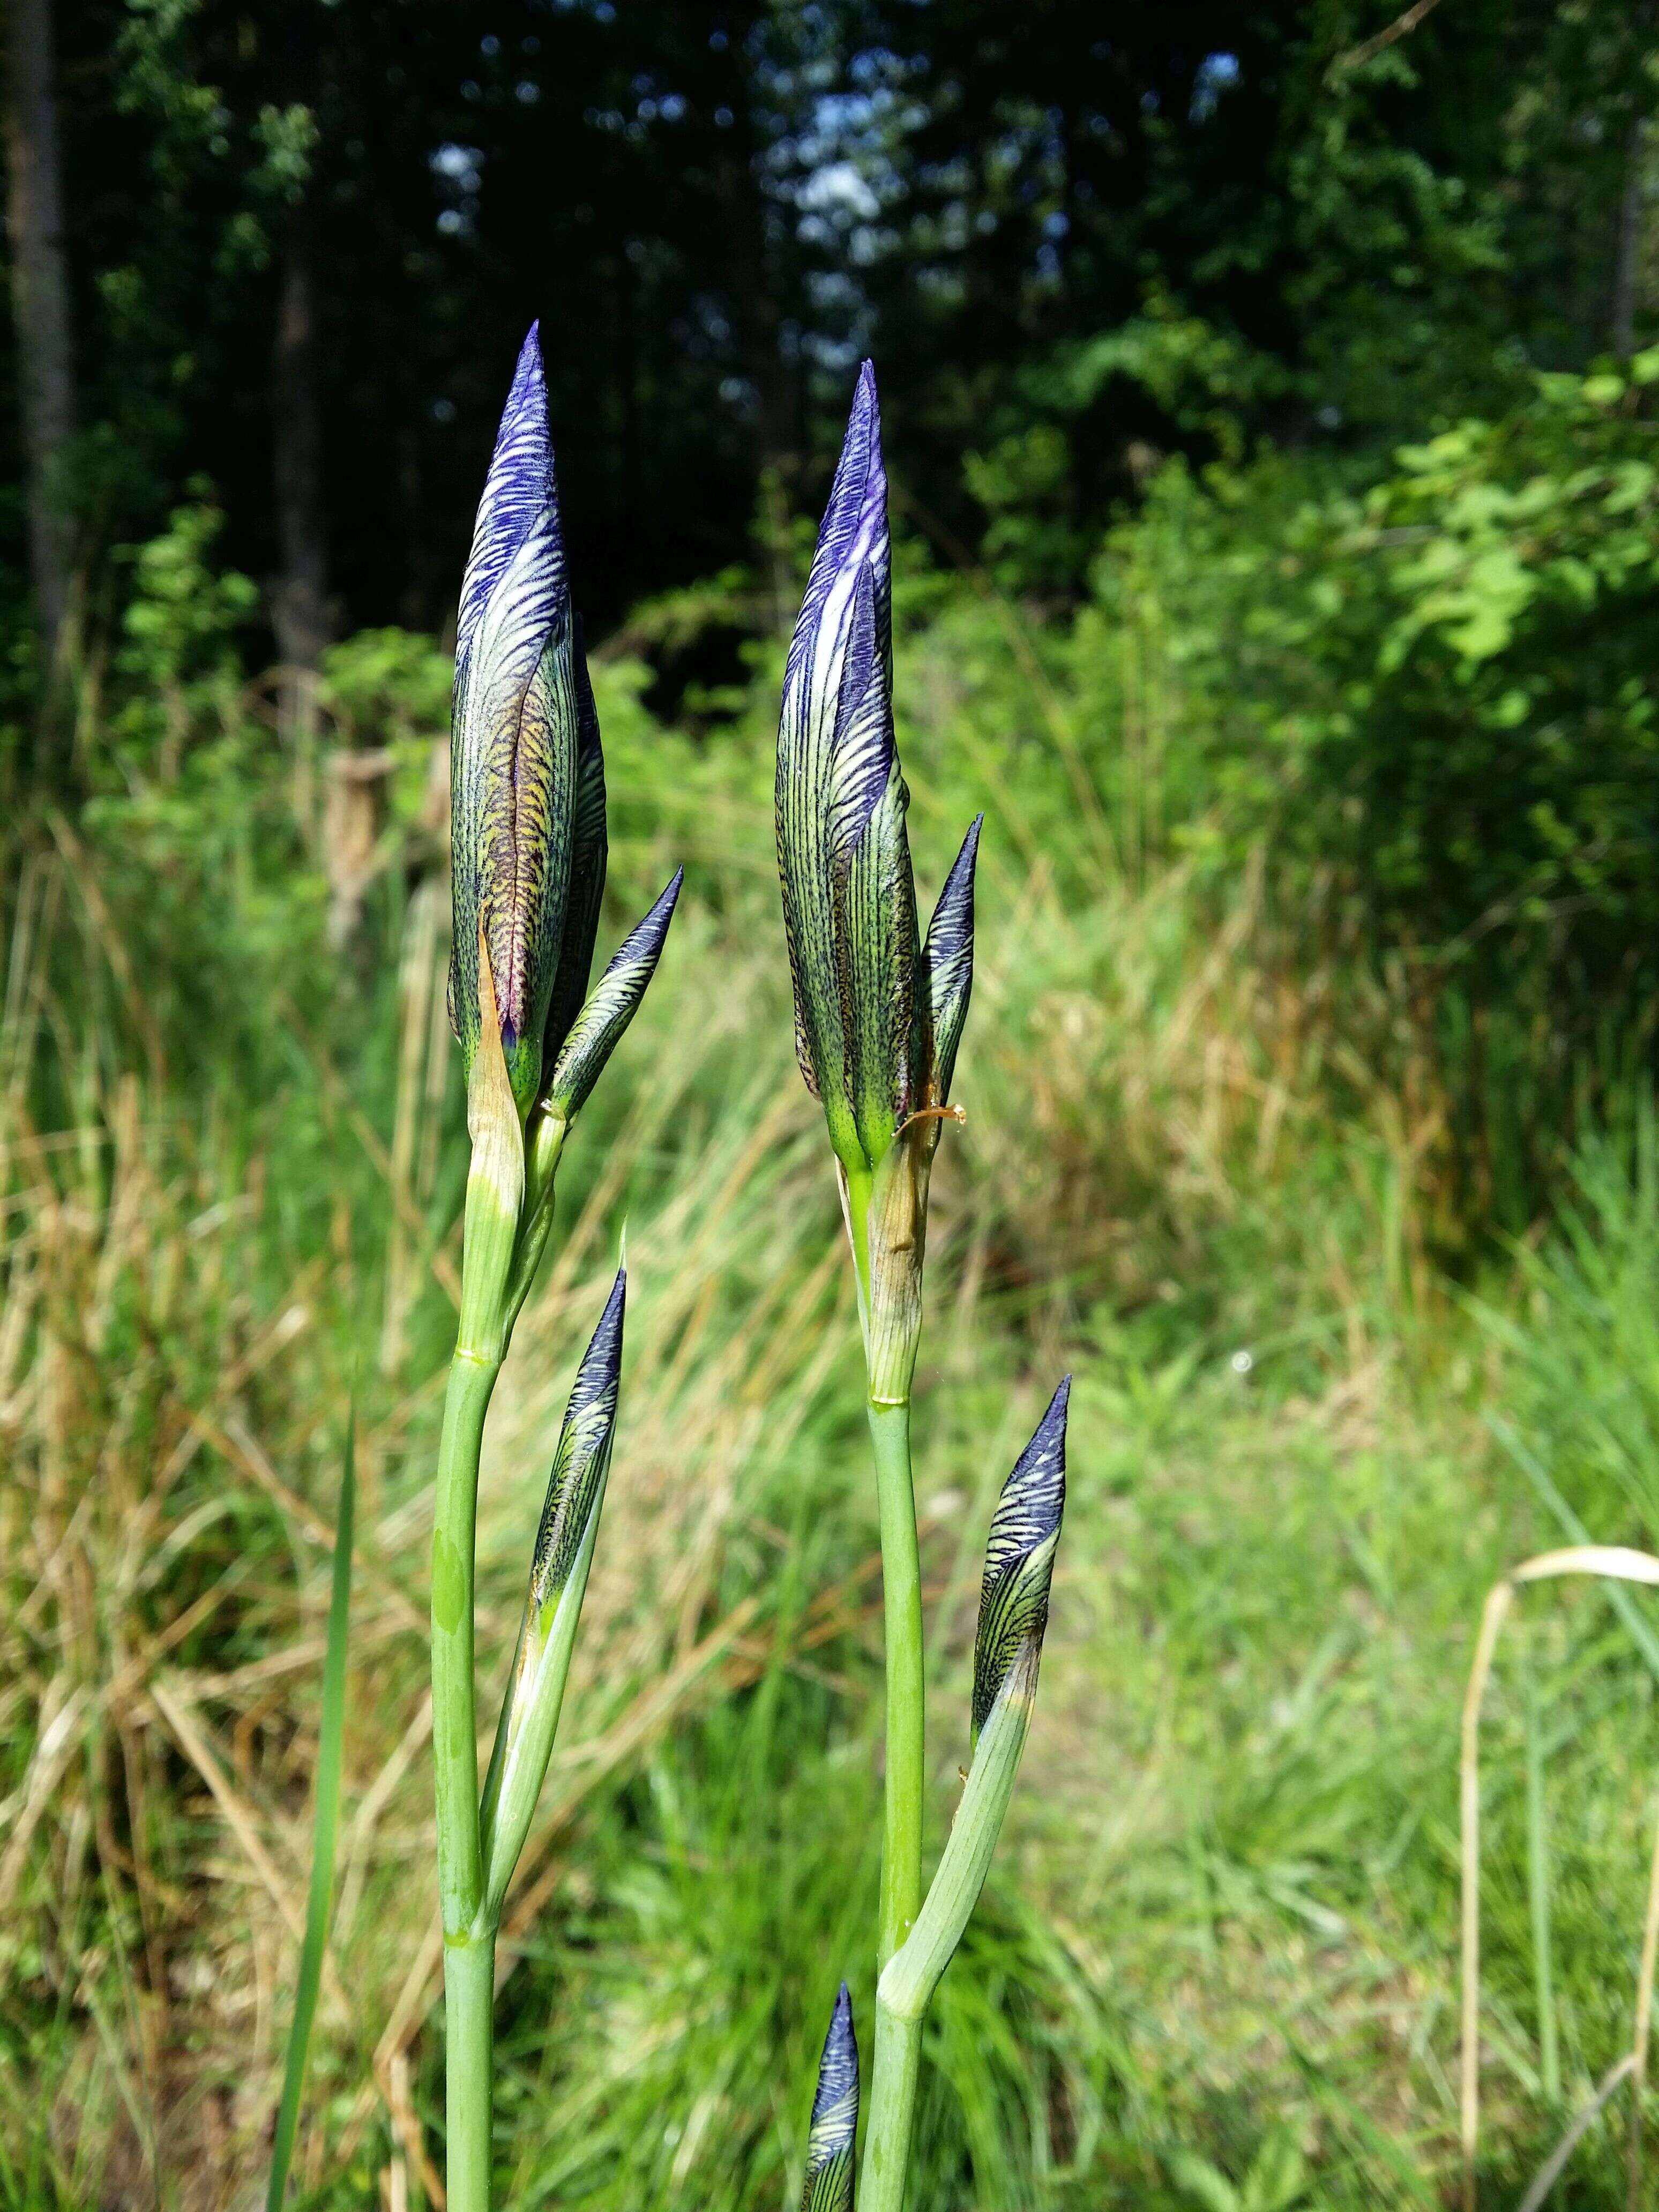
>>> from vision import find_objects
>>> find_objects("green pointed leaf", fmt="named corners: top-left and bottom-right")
top-left (266, 1415), bottom-right (355, 2210)
top-left (543, 614), bottom-right (608, 1071)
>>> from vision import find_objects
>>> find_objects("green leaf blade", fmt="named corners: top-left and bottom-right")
top-left (265, 1413), bottom-right (355, 2212)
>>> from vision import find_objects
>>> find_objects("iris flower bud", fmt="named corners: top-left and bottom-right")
top-left (800, 1983), bottom-right (858, 2212)
top-left (541, 616), bottom-right (609, 1078)
top-left (480, 1268), bottom-right (625, 1919)
top-left (775, 362), bottom-right (983, 1402)
top-left (450, 323), bottom-right (579, 1118)
top-left (777, 363), bottom-right (915, 1170)
top-left (970, 1375), bottom-right (1068, 1742)
top-left (877, 1380), bottom-right (1070, 2030)
top-left (541, 867), bottom-right (683, 1129)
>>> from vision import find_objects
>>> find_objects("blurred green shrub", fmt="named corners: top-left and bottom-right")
top-left (1079, 352), bottom-right (1659, 1008)
top-left (111, 495), bottom-right (260, 775)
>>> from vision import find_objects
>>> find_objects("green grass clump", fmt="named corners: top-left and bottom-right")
top-left (4, 567), bottom-right (1659, 2208)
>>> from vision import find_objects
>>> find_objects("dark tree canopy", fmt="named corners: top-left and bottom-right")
top-left (2, 0), bottom-right (1656, 645)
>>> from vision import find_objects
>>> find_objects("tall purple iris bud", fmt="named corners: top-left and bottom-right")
top-left (775, 361), bottom-right (982, 1404)
top-left (449, 324), bottom-right (681, 1222)
top-left (432, 328), bottom-right (681, 2212)
top-left (449, 323), bottom-right (579, 1118)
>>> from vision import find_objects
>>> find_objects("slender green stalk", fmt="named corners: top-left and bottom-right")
top-left (432, 1335), bottom-right (501, 2212)
top-left (868, 1398), bottom-right (924, 1967)
top-left (860, 2004), bottom-right (923, 2212)
top-left (862, 1664), bottom-right (1036, 2212)
top-left (433, 1027), bottom-right (521, 2207)
top-left (443, 1933), bottom-right (497, 2212)
top-left (431, 1347), bottom-right (499, 1937)
top-left (434, 324), bottom-right (677, 2211)
top-left (859, 1387), bottom-right (1068, 2211)
top-left (773, 364), bottom-right (998, 2212)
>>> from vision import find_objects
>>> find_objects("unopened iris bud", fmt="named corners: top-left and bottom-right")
top-left (776, 364), bottom-right (983, 1404)
top-left (877, 1380), bottom-right (1071, 2032)
top-left (480, 1268), bottom-right (625, 1917)
top-left (526, 1267), bottom-right (625, 1607)
top-left (542, 616), bottom-right (609, 1075)
top-left (542, 868), bottom-right (684, 1128)
top-left (776, 361), bottom-right (923, 1180)
top-left (801, 1983), bottom-right (858, 2212)
top-left (971, 1376), bottom-right (1068, 1742)
top-left (450, 323), bottom-right (579, 1118)
top-left (922, 813), bottom-right (982, 1110)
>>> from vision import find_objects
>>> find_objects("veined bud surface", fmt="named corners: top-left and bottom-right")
top-left (450, 323), bottom-right (580, 1118)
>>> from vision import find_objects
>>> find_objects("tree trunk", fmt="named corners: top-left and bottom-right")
top-left (3, 0), bottom-right (76, 654)
top-left (1612, 114), bottom-right (1646, 358)
top-left (272, 228), bottom-right (328, 700)
top-left (272, 221), bottom-right (368, 939)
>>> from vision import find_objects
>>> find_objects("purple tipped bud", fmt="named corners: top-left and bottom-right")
top-left (543, 614), bottom-right (609, 1071)
top-left (800, 1982), bottom-right (858, 2211)
top-left (450, 324), bottom-right (580, 1115)
top-left (776, 362), bottom-right (926, 1176)
top-left (972, 1377), bottom-right (1069, 1742)
top-left (542, 869), bottom-right (683, 1126)
top-left (529, 1267), bottom-right (625, 1608)
top-left (923, 812), bottom-right (982, 1104)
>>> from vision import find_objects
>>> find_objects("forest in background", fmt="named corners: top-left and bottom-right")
top-left (10, 4), bottom-right (1659, 2207)
top-left (7, 0), bottom-right (1659, 1161)
top-left (5, 0), bottom-right (1657, 637)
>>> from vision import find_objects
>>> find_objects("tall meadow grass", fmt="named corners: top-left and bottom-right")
top-left (3, 577), bottom-right (1658, 2207)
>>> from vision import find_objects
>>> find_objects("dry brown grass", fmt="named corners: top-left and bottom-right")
top-left (1, 774), bottom-right (1518, 2207)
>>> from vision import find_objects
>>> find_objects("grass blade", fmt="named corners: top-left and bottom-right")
top-left (1484, 1414), bottom-right (1659, 1685)
top-left (1525, 1677), bottom-right (1560, 2103)
top-left (266, 1414), bottom-right (356, 2211)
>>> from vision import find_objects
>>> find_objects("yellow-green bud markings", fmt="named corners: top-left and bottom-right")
top-left (540, 614), bottom-right (609, 1080)
top-left (450, 323), bottom-right (578, 1117)
top-left (800, 1983), bottom-right (859, 2212)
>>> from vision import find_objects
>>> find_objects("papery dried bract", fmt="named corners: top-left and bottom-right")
top-left (450, 323), bottom-right (578, 1116)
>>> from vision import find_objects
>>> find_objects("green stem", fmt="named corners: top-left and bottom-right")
top-left (431, 1348), bottom-right (500, 1937)
top-left (868, 1398), bottom-right (924, 1969)
top-left (443, 1932), bottom-right (496, 2212)
top-left (860, 1998), bottom-right (923, 2212)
